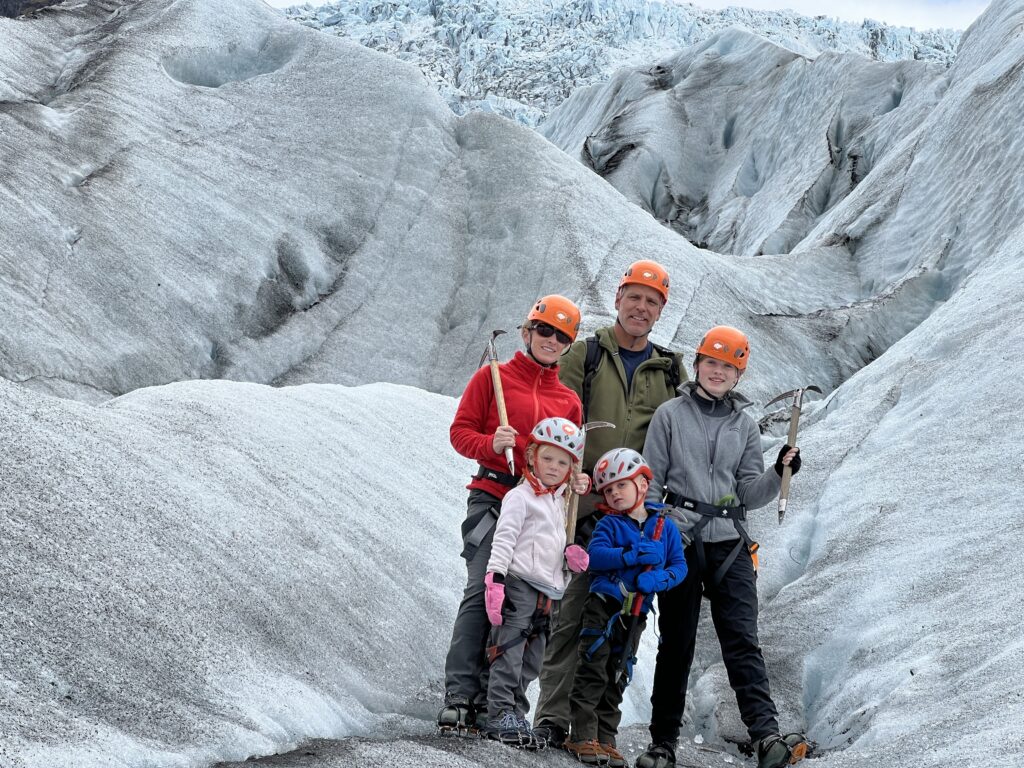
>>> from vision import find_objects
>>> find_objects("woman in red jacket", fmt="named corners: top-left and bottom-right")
top-left (438, 295), bottom-right (589, 736)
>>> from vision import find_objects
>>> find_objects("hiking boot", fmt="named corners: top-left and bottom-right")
top-left (533, 721), bottom-right (568, 749)
top-left (565, 738), bottom-right (609, 765)
top-left (482, 710), bottom-right (533, 748)
top-left (757, 733), bottom-right (808, 768)
top-left (601, 742), bottom-right (627, 768)
top-left (436, 698), bottom-right (476, 735)
top-left (634, 742), bottom-right (675, 768)
top-left (599, 742), bottom-right (627, 768)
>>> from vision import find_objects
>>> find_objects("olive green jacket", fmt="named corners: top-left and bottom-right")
top-left (558, 325), bottom-right (686, 473)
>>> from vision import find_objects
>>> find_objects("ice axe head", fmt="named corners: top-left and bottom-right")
top-left (478, 329), bottom-right (507, 367)
top-left (577, 420), bottom-right (614, 461)
top-left (765, 385), bottom-right (823, 410)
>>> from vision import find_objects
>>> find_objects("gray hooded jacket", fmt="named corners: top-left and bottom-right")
top-left (643, 382), bottom-right (781, 543)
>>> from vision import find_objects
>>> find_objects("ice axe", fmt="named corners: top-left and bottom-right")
top-left (479, 330), bottom-right (515, 476)
top-left (765, 386), bottom-right (822, 524)
top-left (565, 420), bottom-right (615, 545)
top-left (614, 509), bottom-right (665, 684)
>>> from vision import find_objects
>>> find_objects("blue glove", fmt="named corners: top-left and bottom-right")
top-left (637, 569), bottom-right (671, 594)
top-left (622, 539), bottom-right (661, 567)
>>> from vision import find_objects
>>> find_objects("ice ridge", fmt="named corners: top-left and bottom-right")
top-left (280, 0), bottom-right (961, 125)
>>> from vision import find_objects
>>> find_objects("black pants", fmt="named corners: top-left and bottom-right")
top-left (649, 540), bottom-right (779, 745)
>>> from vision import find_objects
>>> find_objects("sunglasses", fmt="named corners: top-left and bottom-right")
top-left (531, 322), bottom-right (573, 345)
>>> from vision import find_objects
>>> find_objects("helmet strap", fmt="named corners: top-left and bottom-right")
top-left (628, 478), bottom-right (647, 514)
top-left (527, 444), bottom-right (572, 493)
top-left (694, 375), bottom-right (725, 402)
top-left (524, 330), bottom-right (558, 368)
top-left (694, 364), bottom-right (739, 402)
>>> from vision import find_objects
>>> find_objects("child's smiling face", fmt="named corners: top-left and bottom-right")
top-left (696, 355), bottom-right (740, 398)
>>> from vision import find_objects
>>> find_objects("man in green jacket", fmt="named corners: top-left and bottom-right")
top-left (532, 259), bottom-right (685, 761)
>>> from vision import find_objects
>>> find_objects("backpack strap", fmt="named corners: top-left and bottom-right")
top-left (581, 335), bottom-right (603, 423)
top-left (651, 342), bottom-right (683, 391)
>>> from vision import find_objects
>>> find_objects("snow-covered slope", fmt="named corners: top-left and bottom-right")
top-left (281, 0), bottom-right (960, 125)
top-left (3, 0), bottom-right (1024, 767)
top-left (0, 378), bottom-right (467, 768)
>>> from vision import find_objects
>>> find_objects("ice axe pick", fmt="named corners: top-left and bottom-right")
top-left (479, 330), bottom-right (515, 476)
top-left (765, 386), bottom-right (822, 524)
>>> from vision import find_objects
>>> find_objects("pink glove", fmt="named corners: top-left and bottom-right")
top-left (565, 544), bottom-right (590, 573)
top-left (484, 572), bottom-right (505, 626)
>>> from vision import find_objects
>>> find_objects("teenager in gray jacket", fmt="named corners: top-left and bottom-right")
top-left (635, 326), bottom-right (807, 768)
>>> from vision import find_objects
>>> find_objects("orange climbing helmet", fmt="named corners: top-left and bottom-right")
top-left (619, 259), bottom-right (670, 303)
top-left (526, 294), bottom-right (581, 343)
top-left (696, 325), bottom-right (750, 370)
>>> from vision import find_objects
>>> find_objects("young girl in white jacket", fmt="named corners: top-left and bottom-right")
top-left (482, 417), bottom-right (591, 749)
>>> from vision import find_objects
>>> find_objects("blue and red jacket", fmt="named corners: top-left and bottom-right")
top-left (587, 508), bottom-right (687, 613)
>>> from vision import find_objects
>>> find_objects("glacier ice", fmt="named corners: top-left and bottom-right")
top-left (2, 0), bottom-right (1024, 767)
top-left (280, 0), bottom-right (961, 126)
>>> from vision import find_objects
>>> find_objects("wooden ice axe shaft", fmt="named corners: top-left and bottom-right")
top-left (766, 386), bottom-right (821, 524)
top-left (565, 420), bottom-right (615, 544)
top-left (480, 330), bottom-right (514, 476)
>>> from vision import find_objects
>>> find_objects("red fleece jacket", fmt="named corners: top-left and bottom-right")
top-left (451, 351), bottom-right (582, 499)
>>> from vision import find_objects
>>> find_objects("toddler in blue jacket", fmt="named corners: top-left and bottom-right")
top-left (564, 448), bottom-right (687, 766)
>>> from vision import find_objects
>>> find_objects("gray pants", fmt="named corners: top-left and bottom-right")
top-left (533, 495), bottom-right (599, 729)
top-left (443, 489), bottom-right (501, 708)
top-left (486, 577), bottom-right (550, 717)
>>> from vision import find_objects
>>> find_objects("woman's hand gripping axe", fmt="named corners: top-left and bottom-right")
top-left (765, 386), bottom-right (821, 524)
top-left (480, 329), bottom-right (514, 476)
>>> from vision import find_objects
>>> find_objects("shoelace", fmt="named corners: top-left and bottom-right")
top-left (494, 711), bottom-right (520, 732)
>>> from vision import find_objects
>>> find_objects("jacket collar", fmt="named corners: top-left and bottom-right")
top-left (594, 325), bottom-right (673, 368)
top-left (680, 380), bottom-right (751, 412)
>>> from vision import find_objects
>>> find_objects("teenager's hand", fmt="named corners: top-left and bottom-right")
top-left (484, 572), bottom-right (505, 626)
top-left (637, 569), bottom-right (671, 594)
top-left (565, 544), bottom-right (589, 573)
top-left (571, 472), bottom-right (591, 495)
top-left (492, 426), bottom-right (518, 455)
top-left (774, 445), bottom-right (801, 476)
